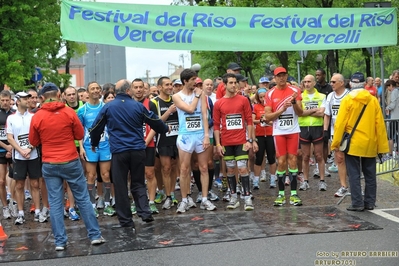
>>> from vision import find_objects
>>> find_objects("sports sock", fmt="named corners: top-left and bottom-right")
top-left (241, 175), bottom-right (250, 196)
top-left (208, 168), bottom-right (214, 191)
top-left (192, 170), bottom-right (202, 192)
top-left (104, 182), bottom-right (111, 202)
top-left (289, 169), bottom-right (298, 191)
top-left (87, 183), bottom-right (95, 204)
top-left (214, 160), bottom-right (220, 179)
top-left (227, 174), bottom-right (237, 194)
top-left (277, 172), bottom-right (285, 191)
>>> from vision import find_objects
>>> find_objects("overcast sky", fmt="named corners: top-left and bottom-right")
top-left (98, 0), bottom-right (190, 79)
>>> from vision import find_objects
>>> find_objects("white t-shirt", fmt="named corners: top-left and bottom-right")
top-left (324, 89), bottom-right (349, 135)
top-left (6, 111), bottom-right (38, 160)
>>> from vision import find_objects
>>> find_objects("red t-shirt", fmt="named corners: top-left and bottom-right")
top-left (213, 94), bottom-right (253, 146)
top-left (141, 98), bottom-right (155, 148)
top-left (365, 85), bottom-right (377, 97)
top-left (253, 103), bottom-right (272, 136)
top-left (216, 83), bottom-right (225, 99)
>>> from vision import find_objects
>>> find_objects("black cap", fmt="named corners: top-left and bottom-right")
top-left (351, 72), bottom-right (365, 83)
top-left (227, 62), bottom-right (242, 71)
top-left (235, 74), bottom-right (248, 82)
top-left (41, 82), bottom-right (59, 94)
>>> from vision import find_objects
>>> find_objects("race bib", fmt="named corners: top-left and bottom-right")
top-left (166, 121), bottom-right (179, 137)
top-left (278, 114), bottom-right (294, 130)
top-left (305, 102), bottom-right (318, 110)
top-left (18, 133), bottom-right (29, 149)
top-left (0, 126), bottom-right (6, 141)
top-left (226, 114), bottom-right (243, 130)
top-left (185, 116), bottom-right (202, 131)
top-left (332, 105), bottom-right (339, 119)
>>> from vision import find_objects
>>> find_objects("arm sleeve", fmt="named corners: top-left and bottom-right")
top-left (324, 94), bottom-right (332, 115)
top-left (213, 101), bottom-right (221, 131)
top-left (386, 89), bottom-right (398, 110)
top-left (331, 98), bottom-right (349, 150)
top-left (5, 117), bottom-right (12, 134)
top-left (28, 117), bottom-right (40, 147)
top-left (244, 98), bottom-right (253, 126)
top-left (143, 106), bottom-right (168, 134)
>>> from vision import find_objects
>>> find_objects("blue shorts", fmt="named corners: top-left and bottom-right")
top-left (84, 145), bottom-right (111, 162)
top-left (176, 133), bottom-right (205, 154)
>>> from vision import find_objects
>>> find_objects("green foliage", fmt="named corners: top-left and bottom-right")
top-left (189, 0), bottom-right (399, 82)
top-left (0, 0), bottom-right (86, 91)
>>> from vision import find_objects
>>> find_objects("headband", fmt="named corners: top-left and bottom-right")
top-left (257, 88), bottom-right (267, 94)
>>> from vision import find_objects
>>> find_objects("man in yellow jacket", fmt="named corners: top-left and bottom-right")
top-left (331, 74), bottom-right (389, 211)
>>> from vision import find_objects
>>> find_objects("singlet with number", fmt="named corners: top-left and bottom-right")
top-left (265, 86), bottom-right (301, 136)
top-left (176, 91), bottom-right (204, 135)
top-left (0, 108), bottom-right (14, 153)
top-left (150, 96), bottom-right (179, 147)
top-left (77, 101), bottom-right (109, 149)
top-left (213, 94), bottom-right (253, 146)
top-left (6, 111), bottom-right (38, 160)
top-left (298, 89), bottom-right (326, 127)
top-left (324, 89), bottom-right (349, 135)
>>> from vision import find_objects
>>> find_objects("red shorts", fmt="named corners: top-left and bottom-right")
top-left (274, 133), bottom-right (299, 157)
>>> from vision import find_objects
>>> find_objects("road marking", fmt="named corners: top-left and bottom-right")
top-left (370, 208), bottom-right (399, 223)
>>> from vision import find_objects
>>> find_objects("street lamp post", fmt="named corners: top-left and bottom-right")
top-left (315, 54), bottom-right (323, 69)
top-left (191, 63), bottom-right (201, 74)
top-left (93, 45), bottom-right (101, 82)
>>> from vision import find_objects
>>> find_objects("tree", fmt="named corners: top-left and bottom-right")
top-left (0, 0), bottom-right (85, 91)
top-left (176, 0), bottom-right (399, 81)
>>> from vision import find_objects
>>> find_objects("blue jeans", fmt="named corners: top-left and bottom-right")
top-left (345, 154), bottom-right (377, 208)
top-left (42, 159), bottom-right (102, 246)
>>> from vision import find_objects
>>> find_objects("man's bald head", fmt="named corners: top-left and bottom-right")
top-left (115, 79), bottom-right (131, 94)
top-left (203, 79), bottom-right (213, 95)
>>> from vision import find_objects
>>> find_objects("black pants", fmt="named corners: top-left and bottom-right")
top-left (112, 150), bottom-right (150, 226)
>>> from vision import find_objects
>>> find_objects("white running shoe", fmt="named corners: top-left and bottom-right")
top-left (200, 200), bottom-right (216, 211)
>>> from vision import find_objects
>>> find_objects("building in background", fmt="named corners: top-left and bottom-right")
top-left (68, 43), bottom-right (127, 88)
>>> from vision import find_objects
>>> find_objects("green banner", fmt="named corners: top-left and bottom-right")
top-left (60, 0), bottom-right (397, 51)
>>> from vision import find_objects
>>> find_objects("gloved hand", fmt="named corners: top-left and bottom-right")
top-left (323, 130), bottom-right (330, 142)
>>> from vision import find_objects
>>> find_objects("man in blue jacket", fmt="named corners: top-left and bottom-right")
top-left (90, 79), bottom-right (169, 229)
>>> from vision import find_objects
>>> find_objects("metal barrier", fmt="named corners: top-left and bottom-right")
top-left (376, 118), bottom-right (399, 176)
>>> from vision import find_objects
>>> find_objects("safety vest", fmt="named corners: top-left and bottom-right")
top-left (66, 101), bottom-right (84, 147)
top-left (299, 89), bottom-right (325, 127)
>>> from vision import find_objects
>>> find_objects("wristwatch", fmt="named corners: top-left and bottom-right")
top-left (27, 144), bottom-right (34, 149)
top-left (247, 139), bottom-right (253, 143)
top-left (195, 93), bottom-right (201, 98)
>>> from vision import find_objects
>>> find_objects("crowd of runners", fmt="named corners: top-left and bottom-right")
top-left (0, 64), bottom-right (398, 232)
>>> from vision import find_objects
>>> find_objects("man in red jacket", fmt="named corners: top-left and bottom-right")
top-left (29, 83), bottom-right (105, 251)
